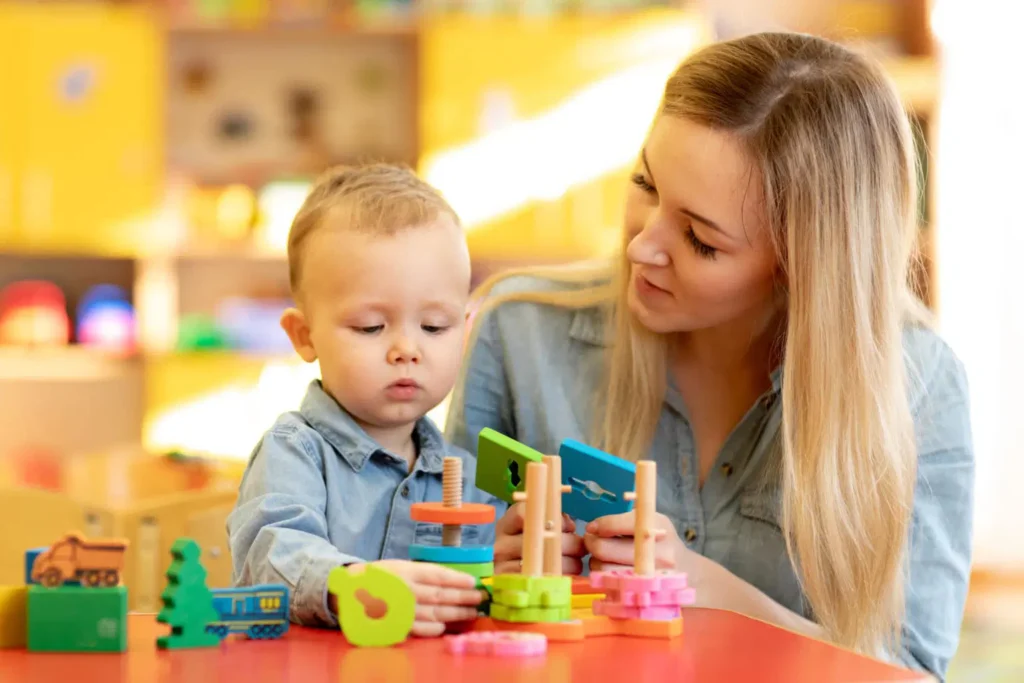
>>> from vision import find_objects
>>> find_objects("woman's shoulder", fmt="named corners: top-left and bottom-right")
top-left (470, 272), bottom-right (611, 350)
top-left (902, 324), bottom-right (970, 418)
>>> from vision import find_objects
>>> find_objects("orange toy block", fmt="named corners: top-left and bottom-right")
top-left (578, 611), bottom-right (683, 639)
top-left (409, 502), bottom-right (495, 525)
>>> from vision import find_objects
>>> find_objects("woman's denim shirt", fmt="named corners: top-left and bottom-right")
top-left (446, 275), bottom-right (974, 681)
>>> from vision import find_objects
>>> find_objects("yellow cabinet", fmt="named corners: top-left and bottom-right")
top-left (0, 7), bottom-right (24, 247)
top-left (3, 4), bottom-right (163, 256)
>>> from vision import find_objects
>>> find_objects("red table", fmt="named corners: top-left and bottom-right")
top-left (0, 610), bottom-right (931, 683)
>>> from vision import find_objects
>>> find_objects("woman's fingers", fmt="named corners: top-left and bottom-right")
top-left (584, 534), bottom-right (635, 566)
top-left (589, 560), bottom-right (633, 573)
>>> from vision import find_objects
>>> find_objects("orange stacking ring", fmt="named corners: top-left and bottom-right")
top-left (409, 502), bottom-right (495, 525)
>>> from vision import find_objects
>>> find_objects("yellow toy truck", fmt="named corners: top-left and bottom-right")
top-left (31, 532), bottom-right (128, 588)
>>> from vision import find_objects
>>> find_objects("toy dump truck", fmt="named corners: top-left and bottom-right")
top-left (31, 532), bottom-right (129, 588)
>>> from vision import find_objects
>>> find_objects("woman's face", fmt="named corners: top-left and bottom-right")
top-left (624, 115), bottom-right (779, 335)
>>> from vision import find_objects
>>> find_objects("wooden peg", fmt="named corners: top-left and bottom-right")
top-left (511, 461), bottom-right (548, 576)
top-left (542, 455), bottom-right (571, 576)
top-left (442, 456), bottom-right (463, 547)
top-left (624, 460), bottom-right (657, 575)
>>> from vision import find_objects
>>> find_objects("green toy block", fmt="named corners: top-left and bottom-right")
top-left (27, 585), bottom-right (127, 652)
top-left (491, 574), bottom-right (571, 608)
top-left (437, 561), bottom-right (494, 579)
top-left (328, 564), bottom-right (415, 647)
top-left (157, 538), bottom-right (221, 649)
top-left (476, 428), bottom-right (544, 504)
top-left (490, 602), bottom-right (571, 623)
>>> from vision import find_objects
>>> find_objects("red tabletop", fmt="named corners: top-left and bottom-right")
top-left (0, 610), bottom-right (930, 683)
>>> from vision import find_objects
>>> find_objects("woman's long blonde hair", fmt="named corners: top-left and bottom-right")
top-left (466, 32), bottom-right (929, 655)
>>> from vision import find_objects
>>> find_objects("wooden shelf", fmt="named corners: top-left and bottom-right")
top-left (0, 346), bottom-right (141, 381)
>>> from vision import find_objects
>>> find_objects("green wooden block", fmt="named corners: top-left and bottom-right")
top-left (476, 428), bottom-right (544, 504)
top-left (491, 574), bottom-right (571, 608)
top-left (436, 561), bottom-right (494, 579)
top-left (27, 585), bottom-right (127, 653)
top-left (328, 564), bottom-right (415, 647)
top-left (490, 603), bottom-right (571, 623)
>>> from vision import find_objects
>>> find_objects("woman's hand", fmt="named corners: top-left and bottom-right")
top-left (493, 502), bottom-right (587, 574)
top-left (584, 510), bottom-right (684, 573)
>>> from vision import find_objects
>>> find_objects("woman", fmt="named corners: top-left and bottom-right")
top-left (446, 32), bottom-right (973, 679)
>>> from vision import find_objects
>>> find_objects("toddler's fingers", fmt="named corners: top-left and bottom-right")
top-left (411, 620), bottom-right (446, 638)
top-left (410, 562), bottom-right (478, 588)
top-left (416, 604), bottom-right (481, 624)
top-left (412, 584), bottom-right (486, 607)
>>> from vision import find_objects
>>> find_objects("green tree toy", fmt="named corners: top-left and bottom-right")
top-left (156, 538), bottom-right (221, 649)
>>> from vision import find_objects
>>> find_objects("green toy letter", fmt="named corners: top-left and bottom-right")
top-left (327, 565), bottom-right (415, 647)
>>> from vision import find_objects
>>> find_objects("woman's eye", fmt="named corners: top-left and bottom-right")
top-left (686, 228), bottom-right (717, 260)
top-left (630, 173), bottom-right (656, 194)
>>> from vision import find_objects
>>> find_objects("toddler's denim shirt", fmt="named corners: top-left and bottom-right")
top-left (228, 380), bottom-right (506, 627)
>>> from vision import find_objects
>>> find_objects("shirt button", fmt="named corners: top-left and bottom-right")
top-left (721, 463), bottom-right (733, 477)
top-left (684, 528), bottom-right (697, 543)
top-left (401, 485), bottom-right (410, 498)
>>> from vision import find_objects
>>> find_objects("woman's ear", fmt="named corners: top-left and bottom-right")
top-left (280, 307), bottom-right (318, 363)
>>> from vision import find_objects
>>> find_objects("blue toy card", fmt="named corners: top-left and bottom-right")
top-left (558, 439), bottom-right (636, 523)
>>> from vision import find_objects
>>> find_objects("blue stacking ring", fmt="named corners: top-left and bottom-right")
top-left (408, 544), bottom-right (494, 564)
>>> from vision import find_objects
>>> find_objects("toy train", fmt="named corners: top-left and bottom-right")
top-left (205, 585), bottom-right (290, 640)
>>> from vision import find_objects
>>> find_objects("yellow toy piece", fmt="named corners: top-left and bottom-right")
top-left (327, 565), bottom-right (415, 648)
top-left (0, 585), bottom-right (28, 648)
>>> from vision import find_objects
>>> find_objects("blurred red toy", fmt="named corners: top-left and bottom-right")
top-left (0, 280), bottom-right (70, 346)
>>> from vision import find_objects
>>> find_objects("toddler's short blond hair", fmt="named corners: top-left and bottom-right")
top-left (287, 163), bottom-right (459, 292)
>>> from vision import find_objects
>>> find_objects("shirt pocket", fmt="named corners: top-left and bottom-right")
top-left (738, 488), bottom-right (783, 530)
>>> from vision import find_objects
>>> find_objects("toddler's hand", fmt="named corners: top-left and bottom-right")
top-left (332, 560), bottom-right (485, 638)
top-left (493, 502), bottom-right (586, 575)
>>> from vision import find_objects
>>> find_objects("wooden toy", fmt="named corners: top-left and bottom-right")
top-left (328, 564), bottom-right (415, 648)
top-left (410, 456), bottom-right (496, 581)
top-left (0, 585), bottom-right (27, 648)
top-left (30, 532), bottom-right (128, 588)
top-left (27, 585), bottom-right (127, 652)
top-left (489, 461), bottom-right (574, 627)
top-left (558, 439), bottom-right (636, 523)
top-left (588, 461), bottom-right (695, 634)
top-left (446, 631), bottom-right (547, 656)
top-left (207, 585), bottom-right (290, 640)
top-left (542, 455), bottom-right (571, 576)
top-left (157, 538), bottom-right (222, 650)
top-left (476, 428), bottom-right (543, 504)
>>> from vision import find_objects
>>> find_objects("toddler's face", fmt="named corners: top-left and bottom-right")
top-left (293, 216), bottom-right (471, 431)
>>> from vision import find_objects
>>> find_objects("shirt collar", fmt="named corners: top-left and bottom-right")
top-left (298, 380), bottom-right (447, 473)
top-left (568, 306), bottom-right (610, 347)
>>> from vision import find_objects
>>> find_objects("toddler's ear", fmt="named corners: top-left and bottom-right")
top-left (280, 307), bottom-right (318, 363)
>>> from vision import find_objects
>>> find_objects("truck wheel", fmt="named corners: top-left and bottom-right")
top-left (102, 570), bottom-right (119, 586)
top-left (82, 571), bottom-right (100, 587)
top-left (41, 568), bottom-right (62, 588)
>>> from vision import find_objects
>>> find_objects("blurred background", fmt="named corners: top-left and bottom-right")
top-left (0, 0), bottom-right (1020, 677)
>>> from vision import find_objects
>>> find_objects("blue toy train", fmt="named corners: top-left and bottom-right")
top-left (205, 584), bottom-right (290, 640)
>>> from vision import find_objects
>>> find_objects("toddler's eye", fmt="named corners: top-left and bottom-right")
top-left (353, 325), bottom-right (383, 334)
top-left (422, 324), bottom-right (449, 335)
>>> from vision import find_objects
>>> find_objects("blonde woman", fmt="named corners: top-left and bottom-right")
top-left (446, 32), bottom-right (973, 679)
